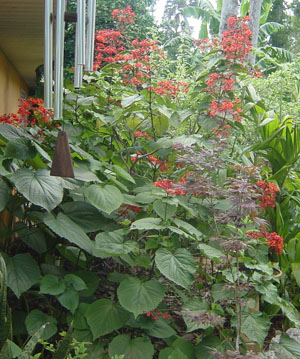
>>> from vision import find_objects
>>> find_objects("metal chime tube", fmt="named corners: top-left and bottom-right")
top-left (85, 0), bottom-right (96, 71)
top-left (54, 0), bottom-right (66, 119)
top-left (44, 0), bottom-right (53, 109)
top-left (74, 0), bottom-right (86, 88)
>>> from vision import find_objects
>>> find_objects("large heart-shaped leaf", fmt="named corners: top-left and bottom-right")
top-left (25, 309), bottom-right (57, 340)
top-left (0, 124), bottom-right (31, 141)
top-left (108, 335), bottom-right (154, 359)
top-left (4, 254), bottom-right (41, 298)
top-left (241, 313), bottom-right (270, 347)
top-left (40, 274), bottom-right (66, 295)
top-left (131, 218), bottom-right (164, 231)
top-left (85, 299), bottom-right (130, 339)
top-left (11, 169), bottom-right (63, 211)
top-left (61, 201), bottom-right (109, 233)
top-left (43, 212), bottom-right (94, 254)
top-left (85, 184), bottom-right (123, 214)
top-left (4, 138), bottom-right (36, 160)
top-left (117, 277), bottom-right (165, 318)
top-left (182, 298), bottom-right (210, 332)
top-left (94, 231), bottom-right (139, 257)
top-left (155, 249), bottom-right (196, 289)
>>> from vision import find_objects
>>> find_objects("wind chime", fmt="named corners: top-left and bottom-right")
top-left (44, 0), bottom-right (96, 178)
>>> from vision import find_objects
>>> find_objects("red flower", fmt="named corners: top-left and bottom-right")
top-left (154, 179), bottom-right (186, 196)
top-left (256, 181), bottom-right (279, 208)
top-left (133, 131), bottom-right (152, 139)
top-left (246, 231), bottom-right (284, 254)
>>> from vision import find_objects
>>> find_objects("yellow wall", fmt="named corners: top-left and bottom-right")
top-left (0, 48), bottom-right (28, 115)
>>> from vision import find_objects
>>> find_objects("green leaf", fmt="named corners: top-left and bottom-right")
top-left (0, 178), bottom-right (9, 211)
top-left (153, 200), bottom-right (177, 220)
top-left (17, 227), bottom-right (47, 254)
top-left (108, 335), bottom-right (154, 359)
top-left (273, 334), bottom-right (300, 358)
top-left (74, 270), bottom-right (99, 297)
top-left (4, 254), bottom-right (41, 298)
top-left (94, 231), bottom-right (139, 257)
top-left (155, 249), bottom-right (196, 289)
top-left (25, 310), bottom-right (57, 340)
top-left (173, 218), bottom-right (202, 239)
top-left (198, 243), bottom-right (225, 259)
top-left (6, 340), bottom-right (22, 359)
top-left (4, 138), bottom-right (36, 160)
top-left (291, 262), bottom-right (300, 287)
top-left (58, 288), bottom-right (79, 313)
top-left (121, 94), bottom-right (144, 108)
top-left (182, 298), bottom-right (210, 331)
top-left (43, 212), bottom-right (94, 254)
top-left (153, 116), bottom-right (169, 136)
top-left (145, 319), bottom-right (176, 339)
top-left (0, 124), bottom-right (31, 141)
top-left (61, 201), bottom-right (108, 233)
top-left (167, 349), bottom-right (188, 359)
top-left (113, 165), bottom-right (135, 184)
top-left (40, 274), bottom-right (66, 295)
top-left (20, 324), bottom-right (48, 359)
top-left (85, 184), bottom-right (123, 214)
top-left (117, 277), bottom-right (165, 318)
top-left (131, 218), bottom-right (163, 230)
top-left (11, 169), bottom-right (63, 211)
top-left (241, 313), bottom-right (270, 347)
top-left (64, 274), bottom-right (87, 291)
top-left (85, 299), bottom-right (130, 340)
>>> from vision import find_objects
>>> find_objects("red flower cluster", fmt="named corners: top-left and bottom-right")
top-left (118, 204), bottom-right (142, 217)
top-left (154, 179), bottom-right (186, 196)
top-left (134, 131), bottom-right (152, 139)
top-left (209, 99), bottom-right (242, 122)
top-left (221, 16), bottom-right (252, 62)
top-left (256, 180), bottom-right (279, 208)
top-left (0, 98), bottom-right (54, 128)
top-left (94, 29), bottom-right (124, 66)
top-left (149, 80), bottom-right (189, 98)
top-left (206, 73), bottom-right (235, 95)
top-left (131, 152), bottom-right (168, 172)
top-left (112, 6), bottom-right (136, 24)
top-left (246, 231), bottom-right (284, 254)
top-left (144, 309), bottom-right (172, 322)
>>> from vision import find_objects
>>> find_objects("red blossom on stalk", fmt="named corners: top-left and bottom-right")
top-left (246, 231), bottom-right (284, 254)
top-left (256, 180), bottom-right (279, 208)
top-left (134, 131), bottom-right (153, 139)
top-left (0, 98), bottom-right (54, 128)
top-left (221, 16), bottom-right (252, 62)
top-left (154, 179), bottom-right (186, 196)
top-left (144, 310), bottom-right (172, 322)
top-left (112, 6), bottom-right (136, 24)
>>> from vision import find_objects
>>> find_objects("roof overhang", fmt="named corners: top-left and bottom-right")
top-left (0, 0), bottom-right (48, 89)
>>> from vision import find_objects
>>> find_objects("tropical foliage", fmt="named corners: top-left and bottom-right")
top-left (2, 5), bottom-right (300, 359)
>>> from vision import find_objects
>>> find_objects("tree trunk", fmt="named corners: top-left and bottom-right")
top-left (218, 0), bottom-right (239, 38)
top-left (248, 0), bottom-right (263, 64)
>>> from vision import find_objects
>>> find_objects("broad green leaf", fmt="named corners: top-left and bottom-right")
top-left (0, 178), bottom-right (9, 211)
top-left (40, 274), bottom-right (66, 295)
top-left (291, 262), bottom-right (300, 287)
top-left (153, 200), bottom-right (177, 220)
top-left (43, 212), bottom-right (94, 254)
top-left (198, 243), bottom-right (225, 259)
top-left (182, 298), bottom-right (210, 332)
top-left (94, 231), bottom-right (139, 257)
top-left (4, 138), bottom-right (36, 160)
top-left (12, 169), bottom-right (63, 211)
top-left (121, 94), bottom-right (144, 107)
top-left (241, 313), bottom-right (270, 347)
top-left (74, 270), bottom-right (99, 297)
top-left (0, 124), bottom-right (31, 141)
top-left (155, 249), bottom-right (196, 289)
top-left (195, 335), bottom-right (222, 359)
top-left (6, 340), bottom-right (22, 359)
top-left (126, 118), bottom-right (142, 130)
top-left (145, 319), bottom-right (176, 339)
top-left (17, 227), bottom-right (47, 254)
top-left (211, 282), bottom-right (234, 302)
top-left (25, 309), bottom-right (57, 340)
top-left (85, 299), bottom-right (130, 339)
top-left (153, 116), bottom-right (169, 136)
top-left (173, 218), bottom-right (202, 239)
top-left (4, 254), bottom-right (41, 298)
top-left (61, 201), bottom-right (109, 233)
top-left (64, 274), bottom-right (87, 291)
top-left (279, 299), bottom-right (300, 327)
top-left (273, 334), bottom-right (300, 358)
top-left (113, 165), bottom-right (135, 183)
top-left (85, 184), bottom-right (123, 214)
top-left (131, 218), bottom-right (164, 230)
top-left (58, 288), bottom-right (79, 313)
top-left (108, 335), bottom-right (154, 359)
top-left (167, 349), bottom-right (188, 359)
top-left (117, 277), bottom-right (165, 318)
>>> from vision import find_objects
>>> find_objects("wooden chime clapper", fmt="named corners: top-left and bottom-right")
top-left (44, 0), bottom-right (96, 178)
